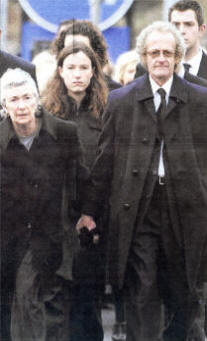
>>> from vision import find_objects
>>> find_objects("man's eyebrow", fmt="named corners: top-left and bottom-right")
top-left (172, 20), bottom-right (194, 24)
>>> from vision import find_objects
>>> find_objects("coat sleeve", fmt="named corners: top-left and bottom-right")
top-left (82, 96), bottom-right (116, 218)
top-left (62, 122), bottom-right (90, 217)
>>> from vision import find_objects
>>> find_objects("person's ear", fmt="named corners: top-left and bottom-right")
top-left (58, 66), bottom-right (63, 78)
top-left (199, 24), bottom-right (206, 37)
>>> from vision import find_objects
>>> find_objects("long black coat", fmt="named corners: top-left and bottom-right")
top-left (55, 97), bottom-right (106, 285)
top-left (83, 73), bottom-right (207, 290)
top-left (0, 110), bottom-right (87, 281)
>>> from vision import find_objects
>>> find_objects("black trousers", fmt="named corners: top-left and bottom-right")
top-left (124, 181), bottom-right (205, 341)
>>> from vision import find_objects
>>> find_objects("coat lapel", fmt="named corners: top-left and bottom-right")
top-left (136, 73), bottom-right (156, 122)
top-left (0, 118), bottom-right (15, 152)
top-left (135, 74), bottom-right (188, 121)
top-left (197, 51), bottom-right (207, 79)
top-left (165, 74), bottom-right (188, 118)
top-left (164, 75), bottom-right (188, 141)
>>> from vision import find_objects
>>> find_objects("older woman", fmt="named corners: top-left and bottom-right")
top-left (42, 43), bottom-right (108, 341)
top-left (0, 67), bottom-right (87, 341)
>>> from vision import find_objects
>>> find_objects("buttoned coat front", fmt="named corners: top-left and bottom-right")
top-left (83, 73), bottom-right (207, 291)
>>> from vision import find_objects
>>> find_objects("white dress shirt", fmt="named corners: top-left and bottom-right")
top-left (177, 64), bottom-right (185, 78)
top-left (182, 48), bottom-right (203, 76)
top-left (149, 75), bottom-right (173, 177)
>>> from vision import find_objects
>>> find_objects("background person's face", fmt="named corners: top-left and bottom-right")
top-left (144, 30), bottom-right (177, 85)
top-left (64, 34), bottom-right (91, 48)
top-left (170, 9), bottom-right (204, 52)
top-left (59, 51), bottom-right (93, 96)
top-left (4, 84), bottom-right (38, 128)
top-left (122, 61), bottom-right (137, 85)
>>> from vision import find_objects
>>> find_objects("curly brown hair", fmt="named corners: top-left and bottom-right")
top-left (42, 43), bottom-right (108, 119)
top-left (52, 20), bottom-right (108, 67)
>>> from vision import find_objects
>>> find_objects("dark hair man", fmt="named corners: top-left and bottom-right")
top-left (169, 0), bottom-right (207, 79)
top-left (78, 21), bottom-right (207, 341)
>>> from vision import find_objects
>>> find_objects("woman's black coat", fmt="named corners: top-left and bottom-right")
top-left (0, 110), bottom-right (87, 282)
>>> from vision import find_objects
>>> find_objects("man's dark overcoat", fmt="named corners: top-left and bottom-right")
top-left (83, 73), bottom-right (207, 291)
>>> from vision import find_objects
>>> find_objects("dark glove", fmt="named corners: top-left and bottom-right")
top-left (79, 227), bottom-right (99, 248)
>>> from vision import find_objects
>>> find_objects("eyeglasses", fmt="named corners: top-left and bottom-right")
top-left (145, 50), bottom-right (175, 58)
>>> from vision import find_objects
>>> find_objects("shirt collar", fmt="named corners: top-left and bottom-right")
top-left (149, 75), bottom-right (173, 98)
top-left (183, 48), bottom-right (203, 75)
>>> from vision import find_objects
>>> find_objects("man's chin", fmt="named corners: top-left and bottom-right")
top-left (154, 71), bottom-right (170, 79)
top-left (152, 73), bottom-right (171, 85)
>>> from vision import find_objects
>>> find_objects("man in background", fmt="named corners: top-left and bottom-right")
top-left (169, 0), bottom-right (207, 79)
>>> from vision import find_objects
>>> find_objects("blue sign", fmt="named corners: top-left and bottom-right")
top-left (18, 0), bottom-right (134, 32)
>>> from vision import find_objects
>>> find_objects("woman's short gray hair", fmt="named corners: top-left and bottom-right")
top-left (136, 21), bottom-right (185, 70)
top-left (0, 68), bottom-right (38, 104)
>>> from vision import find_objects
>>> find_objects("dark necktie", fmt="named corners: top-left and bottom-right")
top-left (183, 63), bottom-right (191, 73)
top-left (157, 88), bottom-right (166, 139)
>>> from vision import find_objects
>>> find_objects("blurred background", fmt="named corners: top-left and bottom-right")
top-left (1, 0), bottom-right (207, 65)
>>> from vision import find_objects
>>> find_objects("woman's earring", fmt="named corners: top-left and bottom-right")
top-left (0, 106), bottom-right (8, 119)
top-left (35, 104), bottom-right (43, 118)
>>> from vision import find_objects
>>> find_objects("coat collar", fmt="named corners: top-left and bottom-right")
top-left (136, 72), bottom-right (188, 103)
top-left (135, 72), bottom-right (188, 119)
top-left (166, 73), bottom-right (188, 117)
top-left (0, 118), bottom-right (16, 151)
top-left (41, 109), bottom-right (58, 140)
top-left (197, 51), bottom-right (207, 78)
top-left (0, 109), bottom-right (58, 152)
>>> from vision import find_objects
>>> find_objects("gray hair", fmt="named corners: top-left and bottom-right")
top-left (0, 68), bottom-right (38, 105)
top-left (136, 21), bottom-right (185, 70)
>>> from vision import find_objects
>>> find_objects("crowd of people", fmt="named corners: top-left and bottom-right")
top-left (0, 1), bottom-right (207, 341)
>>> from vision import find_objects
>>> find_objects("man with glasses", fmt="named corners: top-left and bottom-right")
top-left (135, 0), bottom-right (207, 85)
top-left (77, 21), bottom-right (207, 341)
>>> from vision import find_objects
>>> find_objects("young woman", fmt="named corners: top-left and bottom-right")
top-left (42, 43), bottom-right (108, 341)
top-left (43, 43), bottom-right (108, 169)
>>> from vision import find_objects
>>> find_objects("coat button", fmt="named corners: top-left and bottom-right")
top-left (132, 169), bottom-right (138, 176)
top-left (27, 223), bottom-right (32, 229)
top-left (123, 203), bottom-right (130, 210)
top-left (142, 137), bottom-right (148, 144)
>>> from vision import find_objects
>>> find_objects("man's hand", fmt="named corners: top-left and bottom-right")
top-left (76, 214), bottom-right (96, 232)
